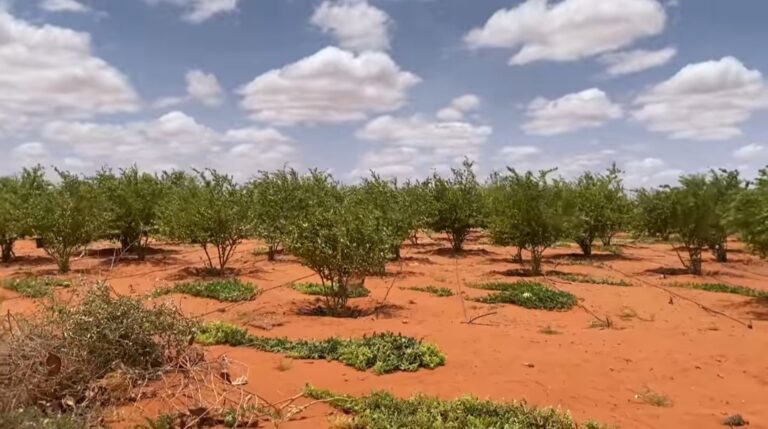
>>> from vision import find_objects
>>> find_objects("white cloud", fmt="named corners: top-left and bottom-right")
top-left (497, 145), bottom-right (541, 163)
top-left (436, 94), bottom-right (481, 121)
top-left (145, 0), bottom-right (239, 23)
top-left (39, 0), bottom-right (89, 13)
top-left (186, 69), bottom-right (224, 106)
top-left (239, 47), bottom-right (420, 125)
top-left (523, 88), bottom-right (623, 135)
top-left (223, 126), bottom-right (293, 144)
top-left (465, 0), bottom-right (666, 65)
top-left (311, 0), bottom-right (391, 52)
top-left (733, 143), bottom-right (765, 161)
top-left (624, 157), bottom-right (682, 187)
top-left (633, 56), bottom-right (768, 140)
top-left (600, 47), bottom-right (676, 76)
top-left (0, 12), bottom-right (139, 133)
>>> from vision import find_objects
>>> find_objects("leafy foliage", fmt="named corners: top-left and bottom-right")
top-left (0, 166), bottom-right (47, 263)
top-left (470, 281), bottom-right (577, 311)
top-left (356, 173), bottom-right (416, 259)
top-left (246, 168), bottom-right (302, 261)
top-left (196, 322), bottom-right (445, 374)
top-left (1, 276), bottom-right (72, 298)
top-left (154, 279), bottom-right (258, 302)
top-left (729, 167), bottom-right (768, 257)
top-left (406, 285), bottom-right (455, 297)
top-left (291, 282), bottom-right (370, 298)
top-left (158, 169), bottom-right (250, 272)
top-left (426, 160), bottom-right (484, 252)
top-left (306, 386), bottom-right (581, 429)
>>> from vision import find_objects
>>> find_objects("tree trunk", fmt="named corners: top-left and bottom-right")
top-left (530, 248), bottom-right (544, 275)
top-left (514, 247), bottom-right (523, 263)
top-left (57, 254), bottom-right (71, 274)
top-left (392, 244), bottom-right (401, 260)
top-left (688, 247), bottom-right (702, 275)
top-left (713, 242), bottom-right (727, 263)
top-left (577, 239), bottom-right (593, 257)
top-left (1, 240), bottom-right (13, 263)
top-left (267, 245), bottom-right (277, 262)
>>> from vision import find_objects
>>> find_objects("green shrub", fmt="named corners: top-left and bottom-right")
top-left (292, 282), bottom-right (370, 298)
top-left (553, 273), bottom-right (630, 287)
top-left (669, 282), bottom-right (768, 299)
top-left (1, 277), bottom-right (72, 298)
top-left (426, 160), bottom-right (484, 253)
top-left (305, 386), bottom-right (581, 429)
top-left (246, 168), bottom-right (303, 262)
top-left (154, 279), bottom-right (258, 302)
top-left (0, 166), bottom-right (47, 263)
top-left (406, 285), bottom-right (454, 297)
top-left (196, 322), bottom-right (445, 374)
top-left (470, 281), bottom-right (577, 311)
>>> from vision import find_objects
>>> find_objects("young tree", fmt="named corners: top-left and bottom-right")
top-left (486, 169), bottom-right (571, 275)
top-left (632, 187), bottom-right (676, 241)
top-left (0, 167), bottom-right (47, 262)
top-left (31, 170), bottom-right (106, 273)
top-left (286, 171), bottom-right (392, 315)
top-left (729, 168), bottom-right (768, 257)
top-left (426, 160), bottom-right (484, 253)
top-left (356, 173), bottom-right (414, 259)
top-left (705, 169), bottom-right (743, 262)
top-left (247, 168), bottom-right (302, 261)
top-left (158, 170), bottom-right (250, 273)
top-left (95, 166), bottom-right (164, 260)
top-left (402, 180), bottom-right (432, 245)
top-left (667, 175), bottom-right (720, 275)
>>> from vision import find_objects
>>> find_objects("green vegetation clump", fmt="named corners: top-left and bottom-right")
top-left (406, 285), bottom-right (454, 297)
top-left (292, 282), bottom-right (370, 298)
top-left (305, 386), bottom-right (581, 429)
top-left (154, 279), bottom-right (258, 302)
top-left (1, 277), bottom-right (72, 298)
top-left (471, 281), bottom-right (577, 311)
top-left (196, 322), bottom-right (445, 374)
top-left (669, 282), bottom-right (768, 299)
top-left (554, 273), bottom-right (630, 287)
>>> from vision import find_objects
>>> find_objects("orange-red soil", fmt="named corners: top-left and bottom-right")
top-left (2, 235), bottom-right (767, 429)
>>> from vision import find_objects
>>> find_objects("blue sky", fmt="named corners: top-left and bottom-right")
top-left (1, 0), bottom-right (767, 186)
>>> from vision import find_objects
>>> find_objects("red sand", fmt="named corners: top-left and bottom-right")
top-left (2, 235), bottom-right (767, 428)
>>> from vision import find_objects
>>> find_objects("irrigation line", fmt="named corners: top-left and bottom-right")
top-left (374, 254), bottom-right (405, 319)
top-left (453, 254), bottom-right (469, 323)
top-left (541, 268), bottom-right (609, 326)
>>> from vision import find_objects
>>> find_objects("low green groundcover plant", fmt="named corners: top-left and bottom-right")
top-left (291, 282), bottom-right (370, 298)
top-left (554, 273), bottom-right (630, 287)
top-left (196, 322), bottom-right (445, 374)
top-left (406, 285), bottom-right (454, 297)
top-left (470, 281), bottom-right (577, 311)
top-left (1, 277), bottom-right (71, 298)
top-left (669, 282), bottom-right (768, 299)
top-left (305, 386), bottom-right (583, 429)
top-left (153, 279), bottom-right (258, 302)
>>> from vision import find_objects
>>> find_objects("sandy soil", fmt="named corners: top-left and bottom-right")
top-left (1, 234), bottom-right (767, 429)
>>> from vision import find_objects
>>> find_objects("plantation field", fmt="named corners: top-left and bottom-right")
top-left (2, 234), bottom-right (766, 429)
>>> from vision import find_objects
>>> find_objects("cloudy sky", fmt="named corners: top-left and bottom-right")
top-left (1, 0), bottom-right (767, 186)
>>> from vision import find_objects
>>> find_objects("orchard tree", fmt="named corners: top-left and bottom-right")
top-left (95, 166), bottom-right (164, 260)
top-left (667, 175), bottom-right (720, 275)
top-left (705, 169), bottom-right (743, 262)
top-left (159, 169), bottom-right (249, 273)
top-left (729, 168), bottom-right (768, 257)
top-left (247, 168), bottom-right (302, 261)
top-left (286, 171), bottom-right (392, 315)
top-left (31, 170), bottom-right (106, 273)
top-left (401, 180), bottom-right (432, 245)
top-left (632, 187), bottom-right (676, 241)
top-left (0, 166), bottom-right (47, 262)
top-left (487, 169), bottom-right (571, 275)
top-left (356, 173), bottom-right (414, 259)
top-left (426, 160), bottom-right (484, 253)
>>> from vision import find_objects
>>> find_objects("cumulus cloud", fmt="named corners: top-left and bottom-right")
top-left (600, 47), bottom-right (676, 76)
top-left (436, 94), bottom-right (481, 121)
top-left (732, 143), bottom-right (765, 161)
top-left (623, 157), bottom-right (682, 186)
top-left (186, 69), bottom-right (224, 106)
top-left (497, 145), bottom-right (541, 163)
top-left (39, 0), bottom-right (89, 13)
top-left (145, 0), bottom-right (239, 23)
top-left (465, 0), bottom-right (666, 65)
top-left (0, 12), bottom-right (139, 133)
top-left (523, 88), bottom-right (623, 135)
top-left (239, 47), bottom-right (420, 125)
top-left (633, 56), bottom-right (768, 140)
top-left (311, 0), bottom-right (391, 52)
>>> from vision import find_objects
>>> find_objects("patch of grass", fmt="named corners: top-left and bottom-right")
top-left (589, 316), bottom-right (616, 330)
top-left (196, 322), bottom-right (445, 374)
top-left (669, 282), bottom-right (768, 299)
top-left (154, 279), bottom-right (258, 302)
top-left (0, 408), bottom-right (85, 429)
top-left (292, 282), bottom-right (370, 298)
top-left (1, 276), bottom-right (71, 298)
top-left (306, 386), bottom-right (583, 429)
top-left (596, 245), bottom-right (624, 256)
top-left (634, 388), bottom-right (672, 407)
top-left (539, 325), bottom-right (561, 335)
top-left (554, 273), bottom-right (630, 287)
top-left (470, 281), bottom-right (578, 311)
top-left (406, 285), bottom-right (454, 297)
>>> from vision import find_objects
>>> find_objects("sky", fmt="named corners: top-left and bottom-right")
top-left (1, 0), bottom-right (768, 187)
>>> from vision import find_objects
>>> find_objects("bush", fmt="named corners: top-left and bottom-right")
top-left (196, 322), bottom-right (446, 374)
top-left (729, 168), bottom-right (768, 257)
top-left (470, 281), bottom-right (577, 311)
top-left (632, 187), bottom-right (675, 241)
top-left (426, 160), bottom-right (484, 253)
top-left (292, 282), bottom-right (370, 298)
top-left (406, 285), bottom-right (454, 297)
top-left (154, 279), bottom-right (258, 302)
top-left (402, 180), bottom-right (433, 245)
top-left (158, 170), bottom-right (250, 272)
top-left (356, 173), bottom-right (416, 259)
top-left (305, 386), bottom-right (581, 429)
top-left (246, 168), bottom-right (302, 261)
top-left (1, 276), bottom-right (72, 298)
top-left (30, 170), bottom-right (106, 273)
top-left (0, 166), bottom-right (47, 263)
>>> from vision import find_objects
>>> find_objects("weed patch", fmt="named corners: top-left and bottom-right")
top-left (405, 285), bottom-right (454, 297)
top-left (553, 273), bottom-right (630, 287)
top-left (668, 282), bottom-right (768, 299)
top-left (539, 325), bottom-right (561, 335)
top-left (306, 386), bottom-right (583, 429)
top-left (292, 282), bottom-right (370, 298)
top-left (154, 279), bottom-right (258, 302)
top-left (634, 388), bottom-right (672, 407)
top-left (470, 281), bottom-right (577, 311)
top-left (196, 322), bottom-right (445, 374)
top-left (1, 276), bottom-right (72, 298)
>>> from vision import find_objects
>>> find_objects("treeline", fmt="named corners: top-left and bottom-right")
top-left (0, 161), bottom-right (765, 284)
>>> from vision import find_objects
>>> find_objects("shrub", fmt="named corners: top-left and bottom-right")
top-left (470, 281), bottom-right (577, 311)
top-left (30, 170), bottom-right (106, 273)
top-left (486, 169), bottom-right (571, 274)
top-left (292, 282), bottom-right (370, 298)
top-left (0, 166), bottom-right (47, 263)
top-left (158, 170), bottom-right (250, 273)
top-left (246, 168), bottom-right (302, 261)
top-left (154, 279), bottom-right (258, 302)
top-left (305, 386), bottom-right (581, 429)
top-left (94, 166), bottom-right (164, 261)
top-left (705, 169), bottom-right (743, 262)
top-left (426, 160), bottom-right (484, 253)
top-left (632, 187), bottom-right (676, 241)
top-left (402, 180), bottom-right (433, 245)
top-left (406, 285), bottom-right (454, 297)
top-left (196, 322), bottom-right (445, 374)
top-left (356, 173), bottom-right (416, 259)
top-left (729, 168), bottom-right (768, 257)
top-left (1, 277), bottom-right (72, 298)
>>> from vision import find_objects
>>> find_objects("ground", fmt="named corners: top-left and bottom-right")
top-left (1, 234), bottom-right (767, 429)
